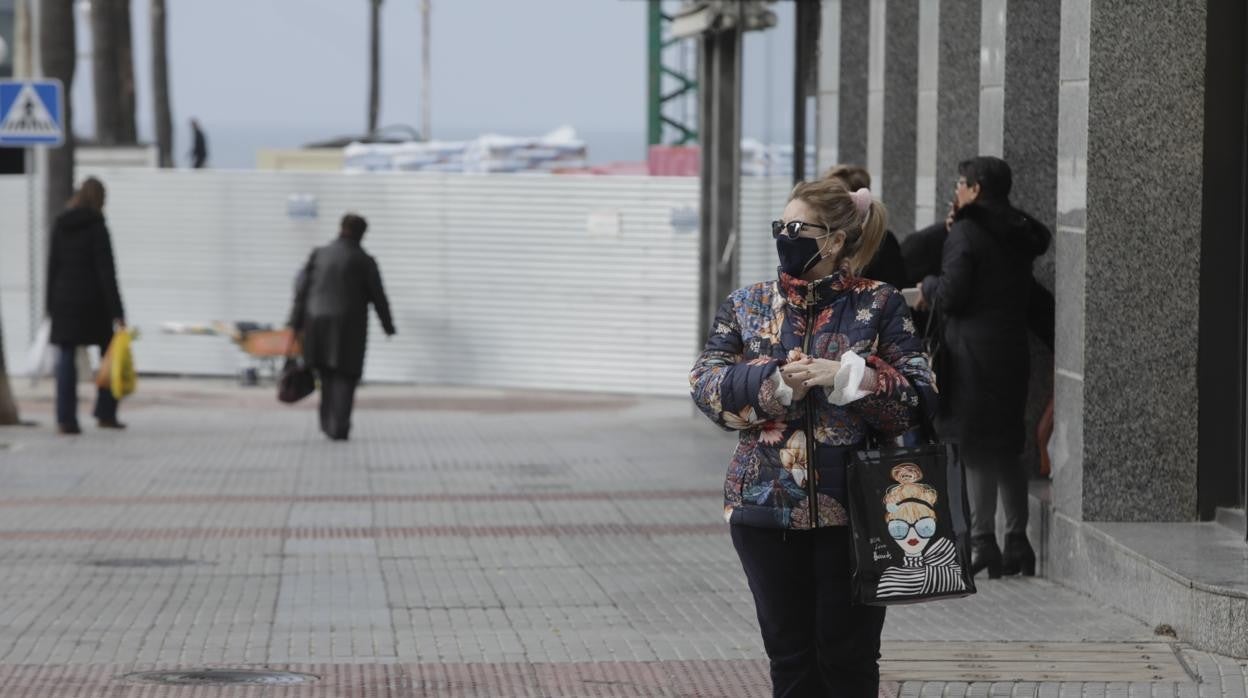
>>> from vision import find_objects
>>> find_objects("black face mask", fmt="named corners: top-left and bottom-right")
top-left (776, 235), bottom-right (826, 277)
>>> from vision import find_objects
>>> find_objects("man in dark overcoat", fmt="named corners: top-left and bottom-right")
top-left (289, 213), bottom-right (395, 440)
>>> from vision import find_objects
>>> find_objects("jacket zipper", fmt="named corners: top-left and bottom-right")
top-left (802, 294), bottom-right (818, 528)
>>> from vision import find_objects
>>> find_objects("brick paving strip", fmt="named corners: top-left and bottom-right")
top-left (0, 661), bottom-right (775, 697)
top-left (0, 523), bottom-right (726, 541)
top-left (0, 644), bottom-right (1200, 697)
top-left (0, 490), bottom-right (716, 507)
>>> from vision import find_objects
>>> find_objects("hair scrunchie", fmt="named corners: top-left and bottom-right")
top-left (851, 187), bottom-right (873, 224)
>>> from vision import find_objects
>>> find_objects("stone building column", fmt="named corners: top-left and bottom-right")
top-left (934, 0), bottom-right (980, 211)
top-left (1055, 0), bottom-right (1207, 522)
top-left (837, 0), bottom-right (870, 167)
top-left (879, 0), bottom-right (919, 233)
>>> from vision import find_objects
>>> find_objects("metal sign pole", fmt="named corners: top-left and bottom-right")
top-left (1, 78), bottom-right (66, 348)
top-left (26, 147), bottom-right (35, 345)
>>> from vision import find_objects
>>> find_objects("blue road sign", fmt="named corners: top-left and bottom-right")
top-left (0, 79), bottom-right (65, 147)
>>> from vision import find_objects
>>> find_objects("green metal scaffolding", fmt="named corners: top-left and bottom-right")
top-left (647, 1), bottom-right (698, 146)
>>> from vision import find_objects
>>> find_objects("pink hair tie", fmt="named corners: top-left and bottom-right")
top-left (851, 188), bottom-right (873, 223)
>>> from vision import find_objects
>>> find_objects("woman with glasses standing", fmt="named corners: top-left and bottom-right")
top-left (690, 178), bottom-right (937, 696)
top-left (915, 156), bottom-right (1051, 578)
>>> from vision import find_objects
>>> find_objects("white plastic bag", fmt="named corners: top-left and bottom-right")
top-left (21, 319), bottom-right (56, 379)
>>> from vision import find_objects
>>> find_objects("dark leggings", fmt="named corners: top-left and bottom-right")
top-left (732, 525), bottom-right (886, 698)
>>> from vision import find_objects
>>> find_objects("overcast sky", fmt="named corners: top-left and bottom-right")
top-left (67, 0), bottom-right (797, 167)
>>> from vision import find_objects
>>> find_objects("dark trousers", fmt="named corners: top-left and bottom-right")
top-left (962, 444), bottom-right (1029, 538)
top-left (55, 343), bottom-right (118, 427)
top-left (731, 525), bottom-right (886, 698)
top-left (316, 368), bottom-right (358, 440)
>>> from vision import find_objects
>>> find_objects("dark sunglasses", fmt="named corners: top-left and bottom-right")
top-left (771, 220), bottom-right (830, 240)
top-left (887, 517), bottom-right (937, 540)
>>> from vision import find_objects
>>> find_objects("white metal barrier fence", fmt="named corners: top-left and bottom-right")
top-left (0, 170), bottom-right (789, 396)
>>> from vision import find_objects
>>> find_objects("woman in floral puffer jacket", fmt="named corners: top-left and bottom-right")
top-left (690, 177), bottom-right (937, 697)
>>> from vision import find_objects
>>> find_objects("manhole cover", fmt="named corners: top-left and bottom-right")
top-left (122, 669), bottom-right (319, 686)
top-left (87, 558), bottom-right (203, 568)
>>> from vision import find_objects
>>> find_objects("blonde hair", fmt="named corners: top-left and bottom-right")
top-left (882, 463), bottom-right (938, 523)
top-left (822, 163), bottom-right (871, 191)
top-left (68, 177), bottom-right (106, 212)
top-left (788, 177), bottom-right (888, 275)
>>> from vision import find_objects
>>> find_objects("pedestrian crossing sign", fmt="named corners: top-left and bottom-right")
top-left (0, 80), bottom-right (65, 147)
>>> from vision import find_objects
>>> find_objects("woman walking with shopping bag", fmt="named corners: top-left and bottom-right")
top-left (46, 177), bottom-right (127, 434)
top-left (690, 178), bottom-right (937, 696)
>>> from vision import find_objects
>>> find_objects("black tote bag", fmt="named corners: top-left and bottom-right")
top-left (277, 358), bottom-right (316, 404)
top-left (846, 416), bottom-right (976, 606)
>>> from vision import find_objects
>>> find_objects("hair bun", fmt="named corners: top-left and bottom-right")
top-left (890, 463), bottom-right (923, 484)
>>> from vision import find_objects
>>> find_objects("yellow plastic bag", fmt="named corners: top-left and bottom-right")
top-left (102, 330), bottom-right (136, 399)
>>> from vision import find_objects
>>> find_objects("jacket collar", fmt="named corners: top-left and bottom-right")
top-left (776, 264), bottom-right (855, 309)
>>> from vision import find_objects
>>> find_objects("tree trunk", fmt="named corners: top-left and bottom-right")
top-left (14, 0), bottom-right (32, 78)
top-left (0, 313), bottom-right (18, 426)
top-left (2, 0), bottom-right (32, 426)
top-left (43, 0), bottom-right (76, 229)
top-left (368, 0), bottom-right (382, 135)
top-left (92, 0), bottom-right (121, 144)
top-left (91, 0), bottom-right (135, 145)
top-left (151, 0), bottom-right (173, 167)
top-left (421, 0), bottom-right (430, 141)
top-left (116, 0), bottom-right (137, 143)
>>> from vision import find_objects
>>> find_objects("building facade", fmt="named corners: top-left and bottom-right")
top-left (814, 0), bottom-right (1247, 656)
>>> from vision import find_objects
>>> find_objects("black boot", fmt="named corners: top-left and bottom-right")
top-left (1002, 532), bottom-right (1036, 576)
top-left (970, 534), bottom-right (1003, 579)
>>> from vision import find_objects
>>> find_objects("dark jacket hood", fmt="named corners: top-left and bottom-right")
top-left (956, 200), bottom-right (1050, 259)
top-left (56, 206), bottom-right (105, 231)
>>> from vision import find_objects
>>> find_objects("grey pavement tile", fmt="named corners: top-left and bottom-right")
top-left (0, 381), bottom-right (1240, 696)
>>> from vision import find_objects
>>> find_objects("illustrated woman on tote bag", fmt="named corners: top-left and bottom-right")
top-left (690, 178), bottom-right (937, 697)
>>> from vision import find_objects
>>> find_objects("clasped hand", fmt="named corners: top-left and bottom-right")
top-left (780, 351), bottom-right (841, 402)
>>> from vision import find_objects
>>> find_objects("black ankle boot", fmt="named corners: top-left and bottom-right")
top-left (970, 535), bottom-right (1003, 579)
top-left (1002, 532), bottom-right (1036, 576)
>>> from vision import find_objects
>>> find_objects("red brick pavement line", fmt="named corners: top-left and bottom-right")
top-left (0, 490), bottom-right (716, 508)
top-left (0, 523), bottom-right (726, 542)
top-left (0, 661), bottom-right (900, 697)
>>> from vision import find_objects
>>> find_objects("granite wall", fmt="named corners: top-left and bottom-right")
top-left (880, 0), bottom-right (919, 234)
top-left (1080, 0), bottom-right (1207, 521)
top-left (935, 0), bottom-right (980, 212)
top-left (838, 0), bottom-right (870, 167)
top-left (1004, 0), bottom-right (1061, 482)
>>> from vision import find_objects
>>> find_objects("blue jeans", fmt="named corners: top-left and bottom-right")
top-left (55, 343), bottom-right (118, 427)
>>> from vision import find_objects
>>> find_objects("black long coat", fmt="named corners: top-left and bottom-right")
top-left (920, 201), bottom-right (1051, 454)
top-left (289, 238), bottom-right (395, 379)
top-left (46, 207), bottom-right (125, 347)
top-left (861, 229), bottom-right (909, 290)
top-left (903, 220), bottom-right (1055, 350)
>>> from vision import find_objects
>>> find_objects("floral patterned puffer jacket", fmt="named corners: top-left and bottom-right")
top-left (690, 266), bottom-right (938, 530)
